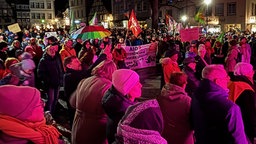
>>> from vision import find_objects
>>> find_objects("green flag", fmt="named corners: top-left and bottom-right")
top-left (213, 32), bottom-right (225, 48)
top-left (195, 6), bottom-right (206, 25)
top-left (69, 11), bottom-right (76, 34)
top-left (216, 32), bottom-right (225, 44)
top-left (89, 12), bottom-right (98, 25)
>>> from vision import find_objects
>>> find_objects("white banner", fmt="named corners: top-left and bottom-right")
top-left (123, 43), bottom-right (157, 70)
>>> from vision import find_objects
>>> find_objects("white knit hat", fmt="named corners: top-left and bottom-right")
top-left (21, 59), bottom-right (36, 71)
top-left (234, 62), bottom-right (253, 76)
top-left (112, 69), bottom-right (140, 95)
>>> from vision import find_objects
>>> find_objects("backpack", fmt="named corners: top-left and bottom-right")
top-left (235, 48), bottom-right (242, 63)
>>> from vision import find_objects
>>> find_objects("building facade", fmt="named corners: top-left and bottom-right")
top-left (15, 0), bottom-right (30, 29)
top-left (69, 0), bottom-right (86, 24)
top-left (69, 0), bottom-right (111, 28)
top-left (0, 0), bottom-right (16, 29)
top-left (29, 0), bottom-right (55, 29)
top-left (112, 0), bottom-right (151, 28)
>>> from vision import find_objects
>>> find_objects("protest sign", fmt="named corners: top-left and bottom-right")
top-left (7, 23), bottom-right (21, 33)
top-left (180, 27), bottom-right (199, 42)
top-left (123, 43), bottom-right (157, 70)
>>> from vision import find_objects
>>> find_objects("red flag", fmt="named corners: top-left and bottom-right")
top-left (128, 10), bottom-right (142, 37)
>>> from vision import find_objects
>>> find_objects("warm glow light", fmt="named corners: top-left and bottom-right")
top-left (204, 0), bottom-right (212, 5)
top-left (181, 15), bottom-right (187, 22)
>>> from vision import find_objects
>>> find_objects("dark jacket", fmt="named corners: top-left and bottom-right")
top-left (37, 53), bottom-right (64, 89)
top-left (230, 75), bottom-right (256, 143)
top-left (183, 65), bottom-right (200, 97)
top-left (102, 86), bottom-right (136, 144)
top-left (195, 55), bottom-right (208, 79)
top-left (191, 79), bottom-right (247, 144)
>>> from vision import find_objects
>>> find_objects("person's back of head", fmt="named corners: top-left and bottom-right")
top-left (234, 62), bottom-right (254, 79)
top-left (202, 64), bottom-right (227, 81)
top-left (170, 72), bottom-right (187, 88)
top-left (91, 60), bottom-right (117, 80)
top-left (202, 64), bottom-right (229, 89)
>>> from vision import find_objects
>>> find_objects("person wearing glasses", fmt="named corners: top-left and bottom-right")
top-left (191, 64), bottom-right (248, 144)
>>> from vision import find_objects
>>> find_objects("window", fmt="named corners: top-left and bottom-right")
top-left (36, 13), bottom-right (40, 19)
top-left (25, 5), bottom-right (29, 9)
top-left (31, 13), bottom-right (35, 19)
top-left (137, 3), bottom-right (142, 11)
top-left (77, 10), bottom-right (80, 18)
top-left (40, 3), bottom-right (44, 9)
top-left (215, 3), bottom-right (224, 16)
top-left (36, 3), bottom-right (40, 8)
top-left (41, 13), bottom-right (45, 19)
top-left (227, 2), bottom-right (236, 16)
top-left (47, 13), bottom-right (52, 19)
top-left (206, 6), bottom-right (212, 16)
top-left (5, 18), bottom-right (11, 23)
top-left (3, 9), bottom-right (7, 16)
top-left (30, 2), bottom-right (34, 8)
top-left (81, 10), bottom-right (83, 17)
top-left (26, 12), bottom-right (30, 18)
top-left (47, 3), bottom-right (51, 9)
top-left (22, 12), bottom-right (26, 18)
top-left (7, 10), bottom-right (12, 16)
top-left (17, 12), bottom-right (21, 18)
top-left (252, 3), bottom-right (254, 16)
top-left (142, 1), bottom-right (148, 11)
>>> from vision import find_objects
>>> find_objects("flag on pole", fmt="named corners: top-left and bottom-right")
top-left (216, 32), bottom-right (225, 44)
top-left (69, 11), bottom-right (76, 34)
top-left (213, 32), bottom-right (225, 47)
top-left (128, 9), bottom-right (142, 37)
top-left (195, 6), bottom-right (206, 25)
top-left (89, 12), bottom-right (98, 25)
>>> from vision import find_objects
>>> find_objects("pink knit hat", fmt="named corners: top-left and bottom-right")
top-left (0, 85), bottom-right (44, 122)
top-left (112, 69), bottom-right (140, 95)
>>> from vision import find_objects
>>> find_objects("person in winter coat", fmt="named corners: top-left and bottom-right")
top-left (182, 57), bottom-right (200, 97)
top-left (59, 39), bottom-right (76, 69)
top-left (191, 64), bottom-right (248, 144)
top-left (115, 99), bottom-right (167, 144)
top-left (228, 62), bottom-right (256, 143)
top-left (102, 69), bottom-right (142, 144)
top-left (0, 85), bottom-right (61, 144)
top-left (70, 60), bottom-right (117, 144)
top-left (158, 72), bottom-right (194, 144)
top-left (225, 39), bottom-right (240, 79)
top-left (112, 42), bottom-right (127, 69)
top-left (37, 44), bottom-right (64, 114)
top-left (160, 49), bottom-right (181, 87)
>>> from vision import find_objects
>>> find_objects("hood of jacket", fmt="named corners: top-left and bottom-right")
top-left (161, 83), bottom-right (188, 100)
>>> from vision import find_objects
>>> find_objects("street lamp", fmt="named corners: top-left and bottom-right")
top-left (181, 15), bottom-right (187, 27)
top-left (204, 0), bottom-right (212, 35)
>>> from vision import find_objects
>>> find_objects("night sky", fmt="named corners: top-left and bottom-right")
top-left (55, 0), bottom-right (69, 16)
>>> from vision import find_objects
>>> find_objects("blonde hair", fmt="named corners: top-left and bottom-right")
top-left (5, 57), bottom-right (19, 69)
top-left (91, 60), bottom-right (117, 80)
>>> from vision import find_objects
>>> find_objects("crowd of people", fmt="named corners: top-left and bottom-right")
top-left (0, 26), bottom-right (255, 144)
